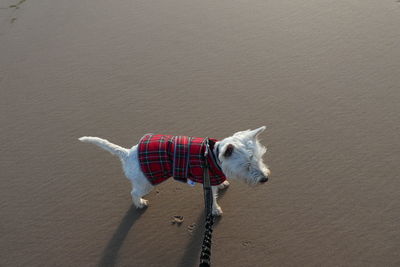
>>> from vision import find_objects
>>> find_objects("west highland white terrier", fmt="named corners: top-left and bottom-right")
top-left (79, 126), bottom-right (270, 215)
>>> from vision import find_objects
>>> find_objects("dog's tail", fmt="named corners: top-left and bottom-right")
top-left (79, 136), bottom-right (128, 159)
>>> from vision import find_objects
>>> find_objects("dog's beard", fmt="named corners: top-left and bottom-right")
top-left (221, 165), bottom-right (260, 185)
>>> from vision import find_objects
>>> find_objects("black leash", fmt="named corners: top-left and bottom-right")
top-left (199, 138), bottom-right (214, 267)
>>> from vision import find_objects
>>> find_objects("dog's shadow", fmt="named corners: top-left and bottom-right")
top-left (98, 189), bottom-right (227, 267)
top-left (177, 189), bottom-right (227, 267)
top-left (98, 205), bottom-right (145, 267)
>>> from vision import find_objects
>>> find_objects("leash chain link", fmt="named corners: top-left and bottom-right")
top-left (199, 138), bottom-right (214, 267)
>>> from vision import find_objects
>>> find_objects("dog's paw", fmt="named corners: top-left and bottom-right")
top-left (138, 199), bottom-right (149, 209)
top-left (218, 180), bottom-right (230, 190)
top-left (212, 206), bottom-right (223, 216)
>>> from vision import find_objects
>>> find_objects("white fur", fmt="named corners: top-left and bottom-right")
top-left (79, 127), bottom-right (270, 215)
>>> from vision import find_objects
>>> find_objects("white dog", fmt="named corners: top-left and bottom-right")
top-left (79, 127), bottom-right (270, 216)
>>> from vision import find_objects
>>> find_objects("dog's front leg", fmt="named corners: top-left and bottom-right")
top-left (211, 186), bottom-right (223, 216)
top-left (217, 180), bottom-right (230, 190)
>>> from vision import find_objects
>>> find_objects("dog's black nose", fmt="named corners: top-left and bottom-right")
top-left (259, 177), bottom-right (268, 183)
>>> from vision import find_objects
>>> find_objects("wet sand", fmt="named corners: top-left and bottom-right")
top-left (1, 0), bottom-right (400, 266)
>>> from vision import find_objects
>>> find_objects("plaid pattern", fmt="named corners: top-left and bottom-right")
top-left (138, 134), bottom-right (226, 186)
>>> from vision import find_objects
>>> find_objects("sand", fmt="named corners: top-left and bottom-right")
top-left (1, 0), bottom-right (400, 266)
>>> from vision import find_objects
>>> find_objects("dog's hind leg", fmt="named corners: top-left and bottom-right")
top-left (122, 145), bottom-right (154, 209)
top-left (131, 188), bottom-right (149, 209)
top-left (130, 178), bottom-right (153, 209)
top-left (129, 174), bottom-right (154, 209)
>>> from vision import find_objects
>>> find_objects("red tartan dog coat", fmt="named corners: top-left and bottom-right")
top-left (138, 134), bottom-right (226, 186)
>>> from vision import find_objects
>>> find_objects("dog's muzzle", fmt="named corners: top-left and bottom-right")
top-left (259, 176), bottom-right (268, 183)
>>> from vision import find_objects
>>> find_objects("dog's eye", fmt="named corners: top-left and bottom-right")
top-left (246, 163), bottom-right (251, 171)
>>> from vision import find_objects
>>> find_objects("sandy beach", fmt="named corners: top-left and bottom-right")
top-left (1, 0), bottom-right (400, 266)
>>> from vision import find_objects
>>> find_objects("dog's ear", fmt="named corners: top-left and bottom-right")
top-left (223, 144), bottom-right (234, 157)
top-left (249, 126), bottom-right (266, 139)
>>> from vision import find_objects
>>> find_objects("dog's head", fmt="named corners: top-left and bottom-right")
top-left (216, 126), bottom-right (270, 185)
